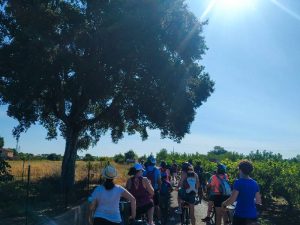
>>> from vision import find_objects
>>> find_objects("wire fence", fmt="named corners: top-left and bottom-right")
top-left (1, 160), bottom-right (108, 225)
top-left (37, 203), bottom-right (88, 225)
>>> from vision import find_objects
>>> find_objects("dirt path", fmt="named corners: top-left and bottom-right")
top-left (169, 191), bottom-right (208, 225)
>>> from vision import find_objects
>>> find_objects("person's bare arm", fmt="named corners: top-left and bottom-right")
top-left (122, 189), bottom-right (136, 219)
top-left (157, 174), bottom-right (162, 190)
top-left (255, 191), bottom-right (262, 205)
top-left (177, 172), bottom-right (186, 190)
top-left (196, 174), bottom-right (200, 190)
top-left (126, 179), bottom-right (131, 190)
top-left (87, 199), bottom-right (97, 225)
top-left (222, 190), bottom-right (239, 208)
top-left (143, 177), bottom-right (154, 196)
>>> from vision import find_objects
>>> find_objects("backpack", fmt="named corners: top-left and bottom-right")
top-left (216, 175), bottom-right (232, 196)
top-left (160, 180), bottom-right (170, 195)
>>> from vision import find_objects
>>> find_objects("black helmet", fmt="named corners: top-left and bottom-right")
top-left (160, 161), bottom-right (167, 168)
top-left (182, 162), bottom-right (190, 172)
top-left (217, 164), bottom-right (226, 174)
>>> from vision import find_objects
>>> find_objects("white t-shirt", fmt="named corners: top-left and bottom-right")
top-left (91, 184), bottom-right (125, 223)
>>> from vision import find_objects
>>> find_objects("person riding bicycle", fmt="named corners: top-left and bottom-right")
top-left (202, 164), bottom-right (231, 225)
top-left (176, 163), bottom-right (200, 225)
top-left (143, 155), bottom-right (162, 223)
top-left (87, 165), bottom-right (136, 225)
top-left (160, 161), bottom-right (171, 182)
top-left (194, 161), bottom-right (204, 200)
top-left (126, 163), bottom-right (155, 225)
top-left (170, 160), bottom-right (179, 185)
top-left (222, 160), bottom-right (262, 225)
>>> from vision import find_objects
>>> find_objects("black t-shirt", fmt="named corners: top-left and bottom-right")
top-left (170, 163), bottom-right (178, 173)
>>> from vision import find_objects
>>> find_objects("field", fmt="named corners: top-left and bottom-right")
top-left (0, 160), bottom-right (130, 225)
top-left (9, 160), bottom-right (129, 185)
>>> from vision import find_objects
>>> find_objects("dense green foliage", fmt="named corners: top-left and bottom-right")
top-left (113, 153), bottom-right (126, 164)
top-left (0, 0), bottom-right (214, 189)
top-left (153, 148), bottom-right (300, 207)
top-left (0, 136), bottom-right (4, 148)
top-left (113, 150), bottom-right (138, 163)
top-left (0, 158), bottom-right (13, 182)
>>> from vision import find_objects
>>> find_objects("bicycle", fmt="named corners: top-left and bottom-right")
top-left (208, 204), bottom-right (234, 225)
top-left (120, 200), bottom-right (132, 225)
top-left (159, 194), bottom-right (171, 225)
top-left (180, 201), bottom-right (190, 225)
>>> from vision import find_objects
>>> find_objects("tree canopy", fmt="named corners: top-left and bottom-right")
top-left (0, 0), bottom-right (214, 190)
top-left (0, 137), bottom-right (4, 148)
top-left (124, 150), bottom-right (137, 161)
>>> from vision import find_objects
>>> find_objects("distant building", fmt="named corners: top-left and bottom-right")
top-left (0, 148), bottom-right (14, 160)
top-left (126, 159), bottom-right (136, 164)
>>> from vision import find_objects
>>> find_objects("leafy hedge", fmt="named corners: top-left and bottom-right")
top-left (155, 149), bottom-right (300, 207)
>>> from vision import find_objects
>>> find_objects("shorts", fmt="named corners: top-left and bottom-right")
top-left (154, 190), bottom-right (160, 206)
top-left (94, 217), bottom-right (121, 225)
top-left (232, 216), bottom-right (258, 225)
top-left (211, 195), bottom-right (230, 207)
top-left (136, 202), bottom-right (154, 216)
top-left (178, 188), bottom-right (196, 205)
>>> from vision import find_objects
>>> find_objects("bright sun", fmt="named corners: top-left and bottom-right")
top-left (200, 0), bottom-right (257, 21)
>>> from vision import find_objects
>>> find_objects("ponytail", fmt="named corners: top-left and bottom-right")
top-left (103, 179), bottom-right (115, 190)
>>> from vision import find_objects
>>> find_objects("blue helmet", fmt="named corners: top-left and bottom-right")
top-left (147, 155), bottom-right (156, 165)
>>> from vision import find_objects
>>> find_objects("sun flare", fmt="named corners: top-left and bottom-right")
top-left (217, 0), bottom-right (255, 11)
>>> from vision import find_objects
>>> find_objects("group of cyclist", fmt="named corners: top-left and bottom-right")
top-left (87, 156), bottom-right (262, 225)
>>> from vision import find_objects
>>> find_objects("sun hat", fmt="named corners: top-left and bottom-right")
top-left (102, 165), bottom-right (118, 179)
top-left (134, 163), bottom-right (144, 171)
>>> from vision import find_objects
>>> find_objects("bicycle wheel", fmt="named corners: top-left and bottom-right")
top-left (160, 199), bottom-right (169, 225)
top-left (226, 210), bottom-right (232, 225)
top-left (181, 207), bottom-right (187, 225)
top-left (209, 207), bottom-right (216, 225)
top-left (185, 206), bottom-right (190, 225)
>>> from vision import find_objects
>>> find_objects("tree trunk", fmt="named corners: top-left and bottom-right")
top-left (61, 128), bottom-right (79, 200)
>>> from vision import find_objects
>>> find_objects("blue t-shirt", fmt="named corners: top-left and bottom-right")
top-left (233, 178), bottom-right (259, 219)
top-left (143, 166), bottom-right (161, 190)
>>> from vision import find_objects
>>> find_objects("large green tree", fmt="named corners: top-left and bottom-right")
top-left (0, 136), bottom-right (4, 148)
top-left (0, 0), bottom-right (214, 190)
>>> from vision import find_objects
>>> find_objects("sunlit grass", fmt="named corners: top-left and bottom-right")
top-left (8, 160), bottom-right (130, 185)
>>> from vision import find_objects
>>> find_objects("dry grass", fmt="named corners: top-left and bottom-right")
top-left (8, 160), bottom-right (130, 185)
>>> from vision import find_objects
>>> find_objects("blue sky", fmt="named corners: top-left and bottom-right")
top-left (1, 0), bottom-right (300, 158)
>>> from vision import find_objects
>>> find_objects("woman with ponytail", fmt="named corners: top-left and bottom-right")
top-left (87, 165), bottom-right (136, 225)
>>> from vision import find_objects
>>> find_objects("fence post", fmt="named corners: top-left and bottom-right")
top-left (25, 164), bottom-right (31, 225)
top-left (22, 159), bottom-right (25, 182)
top-left (87, 161), bottom-right (91, 192)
